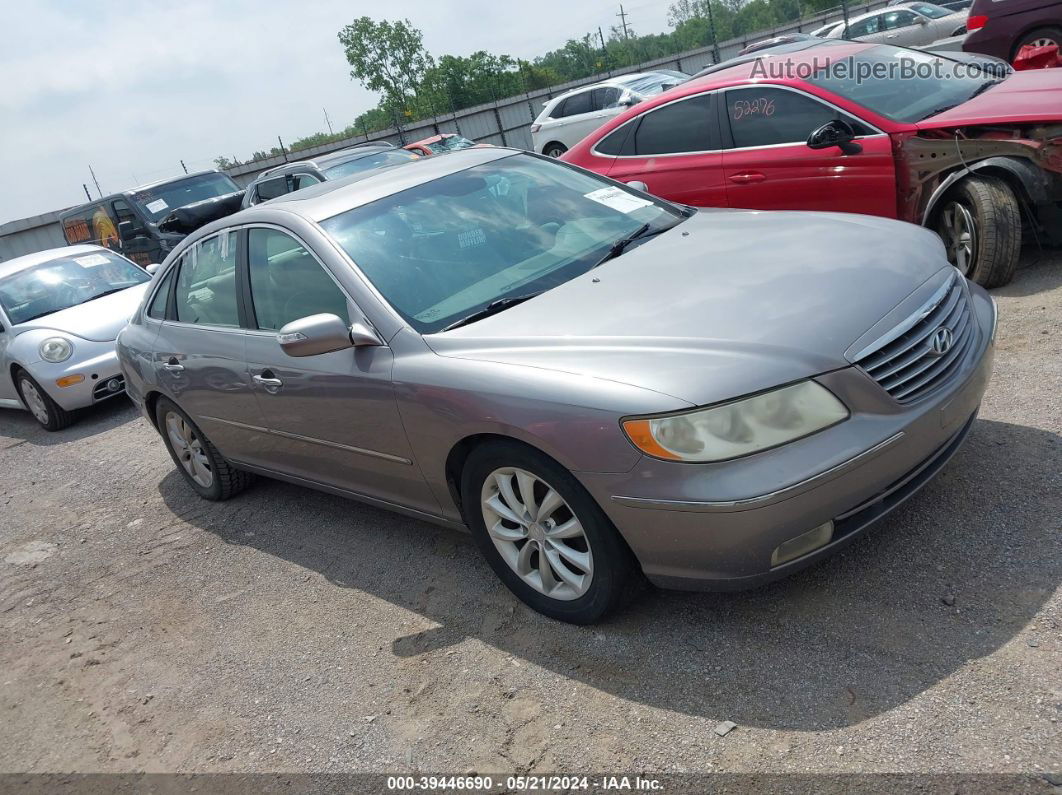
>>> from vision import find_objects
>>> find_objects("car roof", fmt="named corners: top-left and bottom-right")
top-left (254, 144), bottom-right (397, 182)
top-left (550, 71), bottom-right (681, 102)
top-left (0, 244), bottom-right (108, 279)
top-left (229, 147), bottom-right (515, 227)
top-left (690, 38), bottom-right (861, 79)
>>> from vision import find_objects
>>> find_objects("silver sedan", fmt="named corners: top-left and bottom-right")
top-left (118, 148), bottom-right (995, 623)
top-left (0, 245), bottom-right (153, 429)
top-left (827, 2), bottom-right (969, 46)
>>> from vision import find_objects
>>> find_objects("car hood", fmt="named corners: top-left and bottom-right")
top-left (426, 210), bottom-right (949, 406)
top-left (917, 68), bottom-right (1062, 128)
top-left (16, 282), bottom-right (151, 342)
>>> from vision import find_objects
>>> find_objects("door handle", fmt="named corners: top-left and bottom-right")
top-left (162, 357), bottom-right (184, 372)
top-left (729, 172), bottom-right (766, 184)
top-left (885, 34), bottom-right (897, 39)
top-left (253, 372), bottom-right (283, 393)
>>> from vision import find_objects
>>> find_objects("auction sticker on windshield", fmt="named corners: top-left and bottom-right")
top-left (145, 199), bottom-right (168, 214)
top-left (74, 254), bottom-right (110, 267)
top-left (584, 187), bottom-right (653, 214)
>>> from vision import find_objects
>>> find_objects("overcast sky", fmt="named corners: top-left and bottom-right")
top-left (0, 0), bottom-right (672, 225)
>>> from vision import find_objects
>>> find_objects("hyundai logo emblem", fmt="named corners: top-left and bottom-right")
top-left (930, 327), bottom-right (954, 356)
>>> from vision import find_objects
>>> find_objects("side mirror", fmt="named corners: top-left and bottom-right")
top-left (145, 263), bottom-right (161, 275)
top-left (118, 220), bottom-right (144, 242)
top-left (916, 15), bottom-right (928, 24)
top-left (618, 91), bottom-right (636, 107)
top-left (625, 180), bottom-right (649, 192)
top-left (806, 119), bottom-right (863, 155)
top-left (277, 313), bottom-right (381, 357)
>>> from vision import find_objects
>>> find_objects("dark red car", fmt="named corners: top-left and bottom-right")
top-left (563, 41), bottom-right (1062, 287)
top-left (964, 0), bottom-right (1062, 62)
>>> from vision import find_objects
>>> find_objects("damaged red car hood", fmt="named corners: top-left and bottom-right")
top-left (917, 69), bottom-right (1062, 128)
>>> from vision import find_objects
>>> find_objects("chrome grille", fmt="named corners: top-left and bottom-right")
top-left (854, 272), bottom-right (976, 404)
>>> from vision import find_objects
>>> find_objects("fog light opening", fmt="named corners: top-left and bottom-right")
top-left (55, 374), bottom-right (85, 388)
top-left (771, 521), bottom-right (834, 567)
top-left (106, 378), bottom-right (122, 393)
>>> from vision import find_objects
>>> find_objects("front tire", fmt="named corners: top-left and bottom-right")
top-left (935, 175), bottom-right (1020, 288)
top-left (542, 143), bottom-right (568, 158)
top-left (155, 397), bottom-right (252, 501)
top-left (16, 371), bottom-right (74, 431)
top-left (461, 441), bottom-right (638, 624)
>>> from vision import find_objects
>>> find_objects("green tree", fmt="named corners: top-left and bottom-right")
top-left (337, 17), bottom-right (433, 113)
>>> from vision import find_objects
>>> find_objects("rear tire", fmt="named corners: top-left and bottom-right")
top-left (155, 397), bottom-right (253, 501)
top-left (935, 175), bottom-right (1020, 288)
top-left (1012, 26), bottom-right (1062, 61)
top-left (16, 371), bottom-right (74, 431)
top-left (461, 440), bottom-right (639, 624)
top-left (542, 143), bottom-right (568, 158)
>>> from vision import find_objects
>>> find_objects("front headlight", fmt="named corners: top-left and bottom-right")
top-left (623, 380), bottom-right (849, 462)
top-left (39, 337), bottom-right (73, 363)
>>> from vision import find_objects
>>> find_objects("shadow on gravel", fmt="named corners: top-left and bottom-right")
top-left (159, 417), bottom-right (1061, 731)
top-left (0, 397), bottom-right (137, 447)
top-left (994, 245), bottom-right (1062, 298)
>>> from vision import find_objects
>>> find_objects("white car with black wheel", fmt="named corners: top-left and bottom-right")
top-left (0, 245), bottom-right (155, 430)
top-left (530, 70), bottom-right (689, 158)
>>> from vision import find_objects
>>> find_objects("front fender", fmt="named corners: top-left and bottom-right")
top-left (921, 155), bottom-right (1052, 225)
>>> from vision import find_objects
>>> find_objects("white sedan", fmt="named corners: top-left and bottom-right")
top-left (530, 70), bottom-right (688, 158)
top-left (827, 2), bottom-right (969, 46)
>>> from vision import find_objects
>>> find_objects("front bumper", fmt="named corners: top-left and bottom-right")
top-left (578, 283), bottom-right (996, 590)
top-left (27, 341), bottom-right (126, 411)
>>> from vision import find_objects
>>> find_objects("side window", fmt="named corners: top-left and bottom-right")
top-left (847, 16), bottom-right (880, 37)
top-left (591, 87), bottom-right (622, 111)
top-left (633, 94), bottom-right (717, 155)
top-left (147, 266), bottom-right (175, 320)
top-left (111, 199), bottom-right (138, 226)
top-left (173, 231), bottom-right (240, 327)
top-left (726, 88), bottom-right (871, 149)
top-left (555, 90), bottom-right (592, 118)
top-left (247, 228), bottom-right (350, 331)
top-left (295, 173), bottom-right (321, 189)
top-left (61, 203), bottom-right (120, 251)
top-left (255, 175), bottom-right (291, 202)
top-left (883, 10), bottom-right (917, 29)
top-left (595, 121), bottom-right (638, 156)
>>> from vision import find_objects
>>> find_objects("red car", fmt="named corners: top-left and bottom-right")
top-left (563, 41), bottom-right (1062, 287)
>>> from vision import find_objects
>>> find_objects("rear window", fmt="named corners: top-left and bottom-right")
top-left (322, 150), bottom-right (419, 179)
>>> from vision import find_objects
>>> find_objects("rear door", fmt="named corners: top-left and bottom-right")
top-left (603, 92), bottom-right (727, 207)
top-left (240, 225), bottom-right (436, 512)
top-left (719, 85), bottom-right (897, 217)
top-left (152, 229), bottom-right (270, 463)
top-left (547, 89), bottom-right (607, 150)
top-left (881, 9), bottom-right (934, 46)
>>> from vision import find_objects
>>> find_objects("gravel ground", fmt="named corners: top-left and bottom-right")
top-left (0, 249), bottom-right (1059, 782)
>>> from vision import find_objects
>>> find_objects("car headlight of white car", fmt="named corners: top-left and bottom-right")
top-left (623, 380), bottom-right (849, 462)
top-left (39, 337), bottom-right (73, 363)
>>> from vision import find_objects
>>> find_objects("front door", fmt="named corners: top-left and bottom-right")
top-left (153, 229), bottom-right (271, 463)
top-left (112, 198), bottom-right (159, 267)
top-left (605, 92), bottom-right (728, 207)
top-left (241, 225), bottom-right (437, 514)
top-left (719, 86), bottom-right (897, 218)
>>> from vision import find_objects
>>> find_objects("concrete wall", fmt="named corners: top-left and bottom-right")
top-left (1, 0), bottom-right (890, 261)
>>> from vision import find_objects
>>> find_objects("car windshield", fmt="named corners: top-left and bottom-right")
top-left (805, 46), bottom-right (1007, 122)
top-left (426, 136), bottom-right (476, 154)
top-left (320, 154), bottom-right (684, 334)
top-left (0, 251), bottom-right (149, 325)
top-left (323, 150), bottom-right (420, 179)
top-left (906, 2), bottom-right (950, 18)
top-left (131, 173), bottom-right (240, 221)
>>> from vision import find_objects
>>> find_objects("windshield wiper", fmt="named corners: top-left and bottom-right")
top-left (441, 293), bottom-right (541, 332)
top-left (75, 287), bottom-right (126, 306)
top-left (590, 223), bottom-right (667, 270)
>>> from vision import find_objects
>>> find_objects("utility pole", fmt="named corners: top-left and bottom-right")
top-left (82, 184), bottom-right (92, 201)
top-left (180, 159), bottom-right (188, 174)
top-left (277, 135), bottom-right (288, 162)
top-left (616, 4), bottom-right (631, 39)
top-left (598, 27), bottom-right (611, 75)
top-left (841, 0), bottom-right (850, 29)
top-left (88, 165), bottom-right (102, 198)
top-left (323, 107), bottom-right (334, 135)
top-left (705, 1), bottom-right (721, 64)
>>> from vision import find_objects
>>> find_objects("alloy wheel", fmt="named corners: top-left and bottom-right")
top-left (1028, 37), bottom-right (1057, 48)
top-left (939, 201), bottom-right (976, 276)
top-left (165, 411), bottom-right (214, 488)
top-left (480, 467), bottom-right (593, 601)
top-left (20, 379), bottom-right (50, 425)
